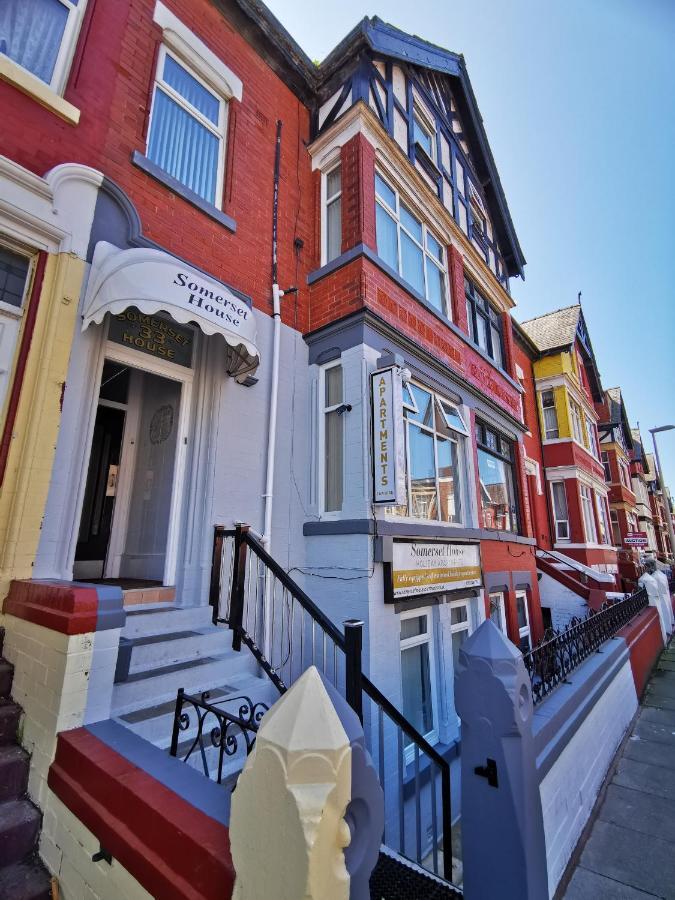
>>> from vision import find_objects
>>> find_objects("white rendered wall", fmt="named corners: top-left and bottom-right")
top-left (538, 659), bottom-right (638, 897)
top-left (538, 570), bottom-right (588, 630)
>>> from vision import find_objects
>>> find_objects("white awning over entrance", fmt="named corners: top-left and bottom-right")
top-left (83, 242), bottom-right (260, 377)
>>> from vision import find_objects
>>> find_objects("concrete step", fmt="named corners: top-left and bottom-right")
top-left (125, 626), bottom-right (228, 676)
top-left (122, 604), bottom-right (214, 639)
top-left (111, 649), bottom-right (258, 716)
top-left (0, 701), bottom-right (21, 746)
top-left (0, 745), bottom-right (29, 802)
top-left (117, 672), bottom-right (277, 747)
top-left (0, 659), bottom-right (13, 698)
top-left (0, 859), bottom-right (52, 900)
top-left (0, 800), bottom-right (41, 867)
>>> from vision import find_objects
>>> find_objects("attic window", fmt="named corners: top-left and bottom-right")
top-left (413, 108), bottom-right (436, 162)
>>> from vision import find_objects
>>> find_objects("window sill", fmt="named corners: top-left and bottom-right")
top-left (131, 151), bottom-right (236, 233)
top-left (0, 56), bottom-right (80, 124)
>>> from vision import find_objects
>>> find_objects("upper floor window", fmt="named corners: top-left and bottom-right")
top-left (390, 383), bottom-right (467, 524)
top-left (585, 414), bottom-right (599, 459)
top-left (0, 0), bottom-right (86, 91)
top-left (601, 450), bottom-right (611, 482)
top-left (320, 363), bottom-right (344, 513)
top-left (412, 107), bottom-right (435, 161)
top-left (610, 509), bottom-right (621, 546)
top-left (374, 174), bottom-right (448, 315)
top-left (147, 47), bottom-right (228, 206)
top-left (579, 484), bottom-right (597, 543)
top-left (595, 491), bottom-right (611, 545)
top-left (465, 278), bottom-right (504, 368)
top-left (0, 247), bottom-right (31, 309)
top-left (541, 390), bottom-right (559, 439)
top-left (476, 420), bottom-right (518, 533)
top-left (323, 164), bottom-right (342, 264)
top-left (551, 481), bottom-right (569, 541)
top-left (619, 459), bottom-right (631, 489)
top-left (569, 398), bottom-right (584, 445)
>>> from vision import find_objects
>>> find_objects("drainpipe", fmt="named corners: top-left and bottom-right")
top-left (262, 120), bottom-right (283, 554)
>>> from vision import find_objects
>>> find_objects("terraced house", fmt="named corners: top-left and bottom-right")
top-left (0, 1), bottom-right (672, 899)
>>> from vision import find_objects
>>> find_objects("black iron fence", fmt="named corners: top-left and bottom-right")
top-left (523, 588), bottom-right (649, 704)
top-left (169, 687), bottom-right (269, 785)
top-left (208, 524), bottom-right (454, 883)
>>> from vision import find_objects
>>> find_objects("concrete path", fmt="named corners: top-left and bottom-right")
top-left (563, 642), bottom-right (675, 899)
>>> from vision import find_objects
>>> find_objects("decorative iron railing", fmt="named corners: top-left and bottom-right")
top-left (208, 524), bottom-right (454, 884)
top-left (169, 687), bottom-right (269, 785)
top-left (523, 587), bottom-right (648, 704)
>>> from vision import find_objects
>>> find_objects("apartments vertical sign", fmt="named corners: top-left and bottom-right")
top-left (371, 367), bottom-right (405, 504)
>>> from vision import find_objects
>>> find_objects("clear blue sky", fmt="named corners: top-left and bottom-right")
top-left (267, 0), bottom-right (675, 492)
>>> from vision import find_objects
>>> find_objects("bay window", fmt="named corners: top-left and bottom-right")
top-left (610, 509), bottom-right (621, 546)
top-left (595, 491), bottom-right (611, 545)
top-left (601, 450), bottom-right (611, 482)
top-left (323, 164), bottom-right (342, 263)
top-left (488, 592), bottom-right (507, 633)
top-left (374, 173), bottom-right (448, 315)
top-left (321, 364), bottom-right (344, 513)
top-left (580, 484), bottom-right (597, 543)
top-left (464, 278), bottom-right (504, 368)
top-left (541, 390), bottom-right (559, 439)
top-left (400, 609), bottom-right (437, 746)
top-left (570, 398), bottom-right (584, 445)
top-left (585, 414), bottom-right (599, 458)
top-left (0, 0), bottom-right (86, 91)
top-left (147, 47), bottom-right (228, 206)
top-left (390, 383), bottom-right (467, 523)
top-left (551, 481), bottom-right (570, 541)
top-left (450, 601), bottom-right (471, 671)
top-left (412, 107), bottom-right (435, 161)
top-left (476, 421), bottom-right (518, 532)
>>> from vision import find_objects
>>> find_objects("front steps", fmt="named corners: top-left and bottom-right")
top-left (113, 605), bottom-right (277, 779)
top-left (0, 629), bottom-right (51, 900)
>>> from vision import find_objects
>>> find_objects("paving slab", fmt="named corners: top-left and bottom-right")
top-left (638, 703), bottom-right (675, 725)
top-left (598, 782), bottom-right (675, 842)
top-left (579, 820), bottom-right (675, 899)
top-left (633, 716), bottom-right (675, 746)
top-left (657, 659), bottom-right (675, 671)
top-left (642, 690), bottom-right (675, 710)
top-left (564, 867), bottom-right (659, 900)
top-left (613, 755), bottom-right (675, 800)
top-left (623, 733), bottom-right (675, 769)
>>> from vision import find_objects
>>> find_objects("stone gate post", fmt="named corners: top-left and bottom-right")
top-left (455, 619), bottom-right (548, 900)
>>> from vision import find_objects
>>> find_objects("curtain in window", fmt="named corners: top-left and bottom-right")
top-left (0, 0), bottom-right (69, 84)
top-left (148, 89), bottom-right (219, 204)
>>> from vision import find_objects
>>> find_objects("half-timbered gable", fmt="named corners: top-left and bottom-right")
top-left (313, 17), bottom-right (525, 287)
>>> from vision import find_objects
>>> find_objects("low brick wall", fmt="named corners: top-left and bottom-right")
top-left (617, 606), bottom-right (663, 698)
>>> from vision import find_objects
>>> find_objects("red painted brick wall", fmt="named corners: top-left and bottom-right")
top-left (0, 0), bottom-right (315, 330)
top-left (448, 246), bottom-right (468, 333)
top-left (340, 134), bottom-right (376, 253)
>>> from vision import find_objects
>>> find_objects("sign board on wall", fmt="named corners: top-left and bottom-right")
top-left (624, 531), bottom-right (648, 547)
top-left (387, 540), bottom-right (482, 601)
top-left (371, 367), bottom-right (405, 505)
top-left (108, 308), bottom-right (194, 367)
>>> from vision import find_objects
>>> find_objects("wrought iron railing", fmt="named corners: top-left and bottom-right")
top-left (209, 524), bottom-right (454, 883)
top-left (169, 687), bottom-right (269, 785)
top-left (523, 588), bottom-right (648, 704)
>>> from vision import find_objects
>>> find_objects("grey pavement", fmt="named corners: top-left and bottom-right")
top-left (563, 642), bottom-right (675, 900)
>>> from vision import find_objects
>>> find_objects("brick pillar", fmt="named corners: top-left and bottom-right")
top-left (340, 134), bottom-right (376, 254)
top-left (448, 245), bottom-right (469, 332)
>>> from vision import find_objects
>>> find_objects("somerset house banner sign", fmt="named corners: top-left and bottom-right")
top-left (389, 540), bottom-right (482, 600)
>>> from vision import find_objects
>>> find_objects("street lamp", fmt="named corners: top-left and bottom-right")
top-left (649, 425), bottom-right (675, 563)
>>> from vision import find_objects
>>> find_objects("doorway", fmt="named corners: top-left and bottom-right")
top-left (74, 353), bottom-right (189, 586)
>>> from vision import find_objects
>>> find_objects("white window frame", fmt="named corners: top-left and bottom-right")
top-left (1, 0), bottom-right (88, 94)
top-left (569, 398), bottom-right (584, 445)
top-left (541, 390), bottom-right (559, 440)
top-left (318, 361), bottom-right (345, 515)
top-left (580, 484), bottom-right (598, 544)
top-left (601, 450), bottom-right (611, 482)
top-left (619, 459), bottom-right (631, 489)
top-left (488, 591), bottom-right (507, 633)
top-left (374, 172), bottom-right (450, 316)
top-left (321, 162), bottom-right (342, 265)
top-left (400, 607), bottom-right (438, 755)
top-left (412, 104), bottom-right (436, 161)
top-left (595, 490), bottom-right (611, 545)
top-left (515, 590), bottom-right (531, 652)
top-left (550, 481), bottom-right (570, 542)
top-left (0, 240), bottom-right (34, 317)
top-left (585, 414), bottom-right (599, 459)
top-left (610, 508), bottom-right (621, 546)
top-left (147, 45), bottom-right (228, 208)
top-left (393, 382), bottom-right (467, 525)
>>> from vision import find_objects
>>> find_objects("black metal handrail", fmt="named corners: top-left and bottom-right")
top-left (169, 687), bottom-right (269, 785)
top-left (209, 523), bottom-right (454, 883)
top-left (523, 587), bottom-right (649, 704)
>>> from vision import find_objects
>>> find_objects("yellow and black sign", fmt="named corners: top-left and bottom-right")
top-left (108, 308), bottom-right (193, 367)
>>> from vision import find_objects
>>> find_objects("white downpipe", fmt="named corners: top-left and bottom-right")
top-left (261, 282), bottom-right (282, 660)
top-left (262, 282), bottom-right (282, 551)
